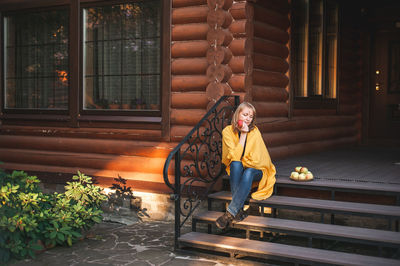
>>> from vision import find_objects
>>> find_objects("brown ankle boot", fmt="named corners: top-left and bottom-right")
top-left (215, 211), bottom-right (234, 229)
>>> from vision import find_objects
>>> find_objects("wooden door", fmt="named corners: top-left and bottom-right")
top-left (369, 9), bottom-right (400, 140)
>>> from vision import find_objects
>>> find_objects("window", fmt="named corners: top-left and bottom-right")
top-left (1, 0), bottom-right (166, 124)
top-left (4, 9), bottom-right (69, 109)
top-left (291, 0), bottom-right (339, 105)
top-left (83, 1), bottom-right (161, 111)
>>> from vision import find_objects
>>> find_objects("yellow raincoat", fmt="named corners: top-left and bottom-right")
top-left (222, 125), bottom-right (276, 200)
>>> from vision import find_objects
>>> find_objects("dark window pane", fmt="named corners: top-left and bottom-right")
top-left (308, 0), bottom-right (323, 95)
top-left (325, 1), bottom-right (338, 98)
top-left (292, 0), bottom-right (309, 97)
top-left (4, 10), bottom-right (69, 109)
top-left (83, 0), bottom-right (161, 111)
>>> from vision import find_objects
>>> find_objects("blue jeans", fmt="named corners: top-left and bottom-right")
top-left (227, 161), bottom-right (263, 216)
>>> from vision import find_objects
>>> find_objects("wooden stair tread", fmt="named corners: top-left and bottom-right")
top-left (179, 232), bottom-right (400, 266)
top-left (193, 211), bottom-right (400, 245)
top-left (275, 176), bottom-right (400, 194)
top-left (208, 191), bottom-right (400, 218)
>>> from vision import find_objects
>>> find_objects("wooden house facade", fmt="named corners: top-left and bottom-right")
top-left (0, 0), bottom-right (399, 196)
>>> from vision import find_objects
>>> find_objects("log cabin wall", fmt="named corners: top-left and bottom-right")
top-left (0, 0), bottom-right (364, 194)
top-left (0, 0), bottom-right (174, 193)
top-left (171, 0), bottom-right (209, 141)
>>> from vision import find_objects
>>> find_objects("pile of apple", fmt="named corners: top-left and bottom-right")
top-left (290, 166), bottom-right (314, 181)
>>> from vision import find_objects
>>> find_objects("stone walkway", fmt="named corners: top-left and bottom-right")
top-left (7, 220), bottom-right (270, 266)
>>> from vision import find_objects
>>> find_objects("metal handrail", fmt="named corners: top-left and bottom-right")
top-left (163, 95), bottom-right (239, 249)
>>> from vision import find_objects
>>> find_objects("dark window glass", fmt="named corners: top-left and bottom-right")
top-left (83, 0), bottom-right (161, 111)
top-left (291, 0), bottom-right (338, 100)
top-left (4, 10), bottom-right (69, 109)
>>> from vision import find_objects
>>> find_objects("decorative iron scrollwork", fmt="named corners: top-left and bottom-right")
top-left (163, 96), bottom-right (239, 245)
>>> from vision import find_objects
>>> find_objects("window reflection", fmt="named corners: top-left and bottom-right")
top-left (83, 1), bottom-right (161, 111)
top-left (4, 10), bottom-right (69, 109)
top-left (291, 0), bottom-right (338, 100)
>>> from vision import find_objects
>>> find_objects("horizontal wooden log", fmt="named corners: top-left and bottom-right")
top-left (253, 2), bottom-right (290, 30)
top-left (173, 0), bottom-right (207, 8)
top-left (206, 81), bottom-right (232, 100)
top-left (172, 23), bottom-right (209, 41)
top-left (292, 109), bottom-right (338, 116)
top-left (230, 2), bottom-right (250, 20)
top-left (256, 115), bottom-right (357, 133)
top-left (207, 0), bottom-right (233, 10)
top-left (0, 135), bottom-right (174, 158)
top-left (172, 40), bottom-right (209, 58)
top-left (207, 9), bottom-right (233, 28)
top-left (253, 21), bottom-right (289, 44)
top-left (228, 55), bottom-right (252, 74)
top-left (248, 0), bottom-right (290, 16)
top-left (252, 85), bottom-right (288, 102)
top-left (171, 108), bottom-right (207, 125)
top-left (263, 126), bottom-right (357, 148)
top-left (253, 101), bottom-right (288, 117)
top-left (228, 74), bottom-right (247, 92)
top-left (0, 162), bottom-right (172, 193)
top-left (172, 6), bottom-right (209, 24)
top-left (253, 69), bottom-right (289, 87)
top-left (0, 125), bottom-right (163, 141)
top-left (268, 136), bottom-right (358, 161)
top-left (339, 104), bottom-right (360, 115)
top-left (253, 37), bottom-right (289, 58)
top-left (170, 125), bottom-right (196, 141)
top-left (172, 75), bottom-right (209, 92)
top-left (229, 20), bottom-right (253, 38)
top-left (206, 46), bottom-right (232, 64)
top-left (339, 93), bottom-right (360, 105)
top-left (228, 38), bottom-right (252, 56)
top-left (171, 92), bottom-right (208, 108)
top-left (253, 53), bottom-right (289, 73)
top-left (172, 58), bottom-right (208, 75)
top-left (0, 148), bottom-right (169, 175)
top-left (0, 150), bottom-right (212, 183)
top-left (207, 28), bottom-right (233, 46)
top-left (206, 64), bottom-right (232, 82)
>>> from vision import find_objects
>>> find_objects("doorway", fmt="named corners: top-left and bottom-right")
top-left (368, 3), bottom-right (400, 142)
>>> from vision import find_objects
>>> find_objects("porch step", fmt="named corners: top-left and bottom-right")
top-left (208, 191), bottom-right (400, 221)
top-left (275, 176), bottom-right (400, 194)
top-left (179, 232), bottom-right (400, 266)
top-left (275, 176), bottom-right (400, 201)
top-left (192, 211), bottom-right (400, 248)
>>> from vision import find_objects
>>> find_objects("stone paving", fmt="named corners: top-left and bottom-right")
top-left (7, 220), bottom-right (271, 266)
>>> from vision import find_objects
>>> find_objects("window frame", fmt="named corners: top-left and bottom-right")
top-left (290, 0), bottom-right (341, 110)
top-left (0, 0), bottom-right (170, 132)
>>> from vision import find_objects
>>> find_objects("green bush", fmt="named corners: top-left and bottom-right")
top-left (0, 169), bottom-right (107, 263)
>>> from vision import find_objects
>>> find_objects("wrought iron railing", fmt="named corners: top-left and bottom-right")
top-left (163, 95), bottom-right (239, 249)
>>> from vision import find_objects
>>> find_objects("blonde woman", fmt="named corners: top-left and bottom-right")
top-left (216, 102), bottom-right (276, 229)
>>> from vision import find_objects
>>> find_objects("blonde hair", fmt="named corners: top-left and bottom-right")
top-left (231, 102), bottom-right (256, 133)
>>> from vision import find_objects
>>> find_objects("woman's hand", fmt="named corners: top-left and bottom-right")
top-left (239, 122), bottom-right (249, 133)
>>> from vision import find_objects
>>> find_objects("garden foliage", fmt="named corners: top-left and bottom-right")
top-left (0, 169), bottom-right (107, 263)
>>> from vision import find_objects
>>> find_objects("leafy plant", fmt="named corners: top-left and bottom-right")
top-left (110, 175), bottom-right (133, 199)
top-left (108, 175), bottom-right (148, 220)
top-left (0, 168), bottom-right (107, 263)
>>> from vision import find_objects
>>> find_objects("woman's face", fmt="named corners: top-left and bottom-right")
top-left (238, 106), bottom-right (254, 126)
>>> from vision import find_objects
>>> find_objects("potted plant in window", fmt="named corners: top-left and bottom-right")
top-left (109, 99), bottom-right (120, 109)
top-left (131, 98), bottom-right (146, 109)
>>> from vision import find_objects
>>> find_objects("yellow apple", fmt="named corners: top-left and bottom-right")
top-left (295, 166), bottom-right (302, 172)
top-left (300, 167), bottom-right (308, 174)
top-left (290, 171), bottom-right (299, 180)
top-left (305, 172), bottom-right (313, 180)
top-left (298, 173), bottom-right (306, 180)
